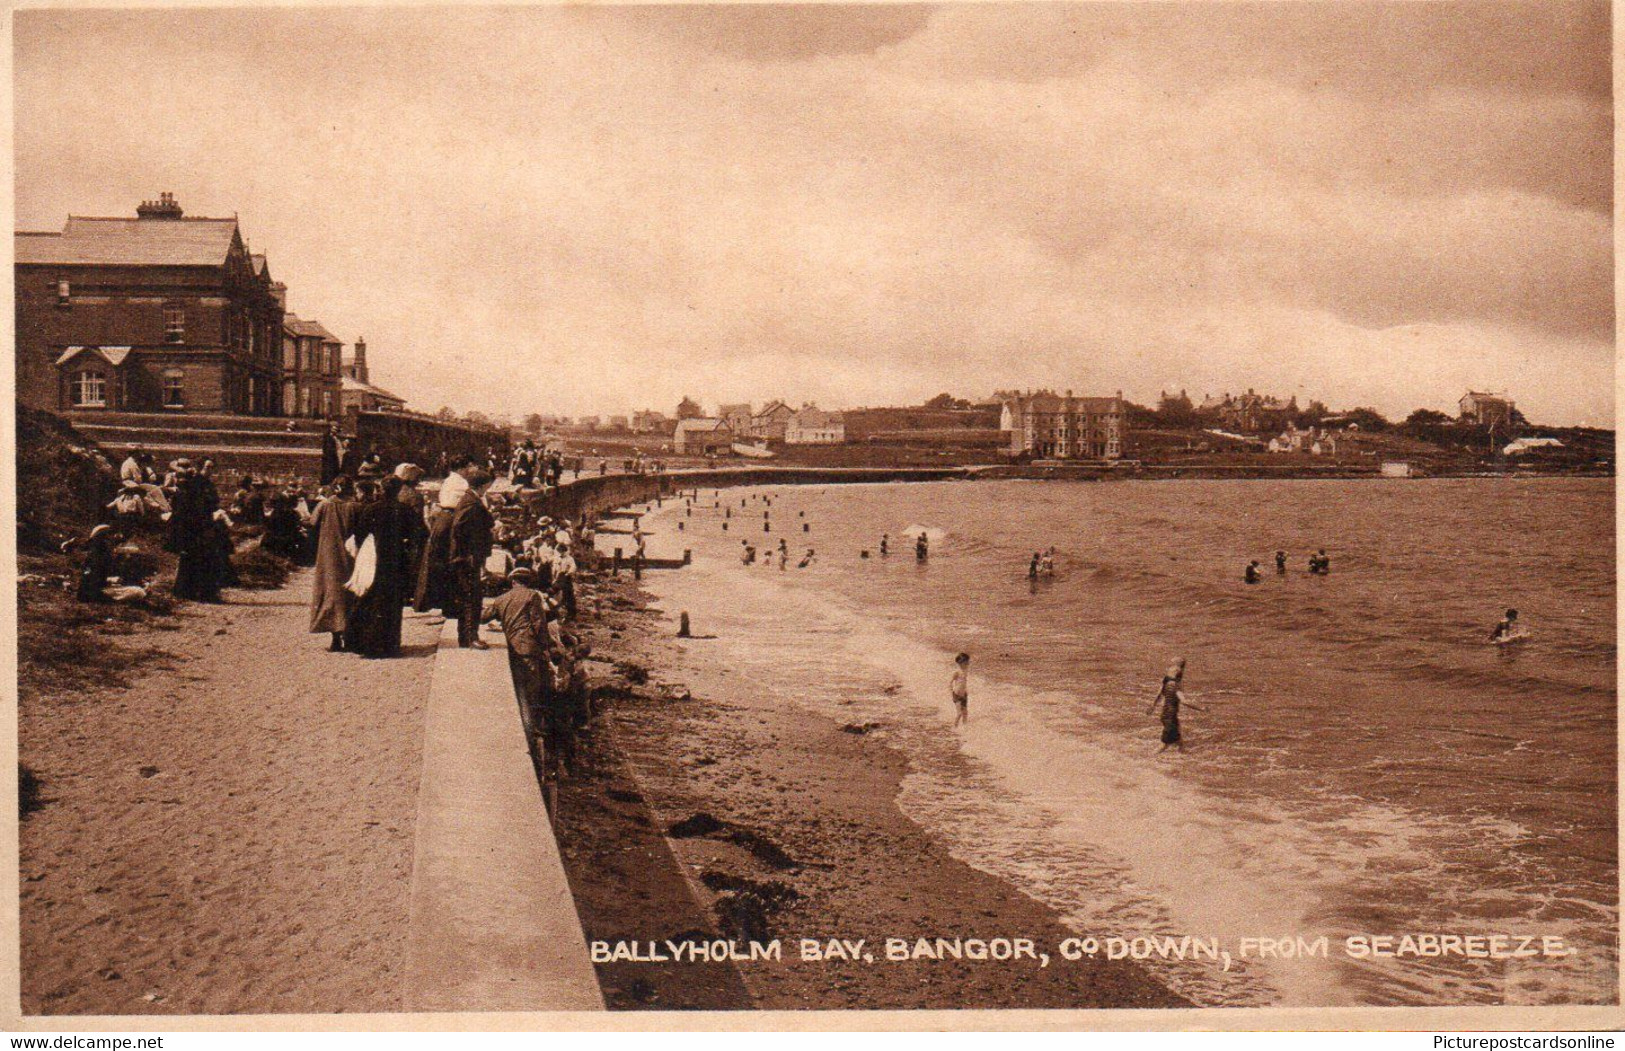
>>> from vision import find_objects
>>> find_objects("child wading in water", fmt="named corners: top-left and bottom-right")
top-left (950, 652), bottom-right (970, 727)
top-left (1149, 658), bottom-right (1204, 753)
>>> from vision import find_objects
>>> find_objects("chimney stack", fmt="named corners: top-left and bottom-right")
top-left (352, 337), bottom-right (368, 383)
top-left (137, 192), bottom-right (184, 220)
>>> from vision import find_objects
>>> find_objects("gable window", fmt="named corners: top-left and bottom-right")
top-left (164, 304), bottom-right (186, 343)
top-left (56, 279), bottom-right (70, 305)
top-left (72, 369), bottom-right (107, 408)
top-left (162, 369), bottom-right (186, 408)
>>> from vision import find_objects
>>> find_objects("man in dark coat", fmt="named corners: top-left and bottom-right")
top-left (448, 467), bottom-right (496, 648)
top-left (413, 454), bottom-right (473, 614)
top-left (166, 460), bottom-right (230, 602)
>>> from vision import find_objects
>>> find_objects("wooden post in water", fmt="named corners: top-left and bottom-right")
top-left (613, 548), bottom-right (622, 575)
top-left (678, 612), bottom-right (691, 638)
top-left (683, 549), bottom-right (692, 565)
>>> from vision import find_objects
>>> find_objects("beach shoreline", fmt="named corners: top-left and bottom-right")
top-left (557, 567), bottom-right (1190, 1010)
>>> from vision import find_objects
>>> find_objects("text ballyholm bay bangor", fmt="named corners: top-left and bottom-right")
top-left (591, 934), bottom-right (1576, 971)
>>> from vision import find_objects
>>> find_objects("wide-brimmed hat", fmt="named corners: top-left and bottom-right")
top-left (170, 458), bottom-right (194, 472)
top-left (509, 565), bottom-right (537, 583)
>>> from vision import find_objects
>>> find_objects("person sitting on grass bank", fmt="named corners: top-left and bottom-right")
top-left (65, 524), bottom-right (148, 604)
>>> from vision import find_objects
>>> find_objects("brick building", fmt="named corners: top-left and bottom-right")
top-left (281, 315), bottom-right (343, 418)
top-left (16, 193), bottom-right (283, 416)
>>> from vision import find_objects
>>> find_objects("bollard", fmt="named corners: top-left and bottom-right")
top-left (678, 612), bottom-right (691, 638)
top-left (683, 548), bottom-right (692, 565)
top-left (764, 511), bottom-right (770, 520)
top-left (764, 522), bottom-right (771, 533)
top-left (804, 523), bottom-right (810, 532)
top-left (679, 521), bottom-right (685, 531)
top-left (723, 522), bottom-right (729, 531)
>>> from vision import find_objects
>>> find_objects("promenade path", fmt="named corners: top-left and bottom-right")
top-left (19, 569), bottom-right (600, 1015)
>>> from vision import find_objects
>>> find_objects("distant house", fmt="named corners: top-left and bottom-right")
top-left (631, 409), bottom-right (671, 435)
top-left (606, 415), bottom-right (630, 432)
top-left (1197, 389), bottom-right (1297, 433)
top-left (785, 406), bottom-right (845, 445)
top-left (673, 417), bottom-right (733, 455)
top-left (718, 402), bottom-right (754, 435)
top-left (1459, 391), bottom-right (1515, 427)
top-left (750, 400), bottom-right (796, 442)
top-left (1002, 390), bottom-right (1126, 460)
top-left (1267, 422), bottom-right (1337, 455)
top-left (576, 415), bottom-right (601, 431)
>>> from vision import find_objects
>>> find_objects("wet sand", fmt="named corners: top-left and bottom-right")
top-left (18, 571), bottom-right (440, 1015)
top-left (559, 572), bottom-right (1188, 1010)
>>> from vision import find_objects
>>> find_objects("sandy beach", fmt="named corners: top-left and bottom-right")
top-left (558, 571), bottom-right (1187, 1010)
top-left (19, 571), bottom-right (439, 1015)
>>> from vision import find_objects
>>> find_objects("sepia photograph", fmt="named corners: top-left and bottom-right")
top-left (7, 0), bottom-right (1618, 1029)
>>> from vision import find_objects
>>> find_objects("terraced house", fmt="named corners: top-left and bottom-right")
top-left (15, 193), bottom-right (284, 416)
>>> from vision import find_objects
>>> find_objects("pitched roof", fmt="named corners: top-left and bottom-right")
top-left (675, 417), bottom-right (727, 433)
top-left (790, 408), bottom-right (844, 428)
top-left (284, 315), bottom-right (339, 341)
top-left (341, 375), bottom-right (404, 402)
top-left (754, 400), bottom-right (792, 418)
top-left (16, 216), bottom-right (242, 267)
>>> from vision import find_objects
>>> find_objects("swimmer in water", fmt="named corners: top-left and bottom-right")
top-left (1275, 550), bottom-right (1287, 574)
top-left (880, 534), bottom-right (889, 557)
top-left (916, 533), bottom-right (929, 561)
top-left (950, 652), bottom-right (970, 727)
top-left (1041, 547), bottom-right (1056, 577)
top-left (1029, 553), bottom-right (1041, 580)
top-left (799, 548), bottom-right (816, 568)
top-left (1244, 560), bottom-right (1261, 584)
top-left (1149, 658), bottom-right (1205, 754)
top-left (1491, 608), bottom-right (1522, 643)
top-left (741, 541), bottom-right (756, 566)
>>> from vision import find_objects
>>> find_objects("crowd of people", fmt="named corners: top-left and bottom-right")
top-left (62, 442), bottom-right (602, 783)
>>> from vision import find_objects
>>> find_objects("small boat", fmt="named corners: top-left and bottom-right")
top-left (732, 442), bottom-right (775, 459)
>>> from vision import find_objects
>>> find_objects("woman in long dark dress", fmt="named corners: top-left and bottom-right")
top-left (347, 476), bottom-right (412, 658)
top-left (167, 461), bottom-right (230, 602)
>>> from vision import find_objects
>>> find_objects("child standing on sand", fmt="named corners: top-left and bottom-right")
top-left (950, 653), bottom-right (970, 727)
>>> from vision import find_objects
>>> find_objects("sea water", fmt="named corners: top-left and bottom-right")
top-left (630, 478), bottom-right (1615, 1007)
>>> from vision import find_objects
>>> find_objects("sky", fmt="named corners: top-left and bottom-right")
top-left (14, 2), bottom-right (1614, 425)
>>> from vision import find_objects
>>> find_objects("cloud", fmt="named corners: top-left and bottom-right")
top-left (14, 3), bottom-right (1613, 425)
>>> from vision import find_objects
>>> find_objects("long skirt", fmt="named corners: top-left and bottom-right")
top-left (348, 575), bottom-right (406, 657)
top-left (413, 508), bottom-right (454, 613)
